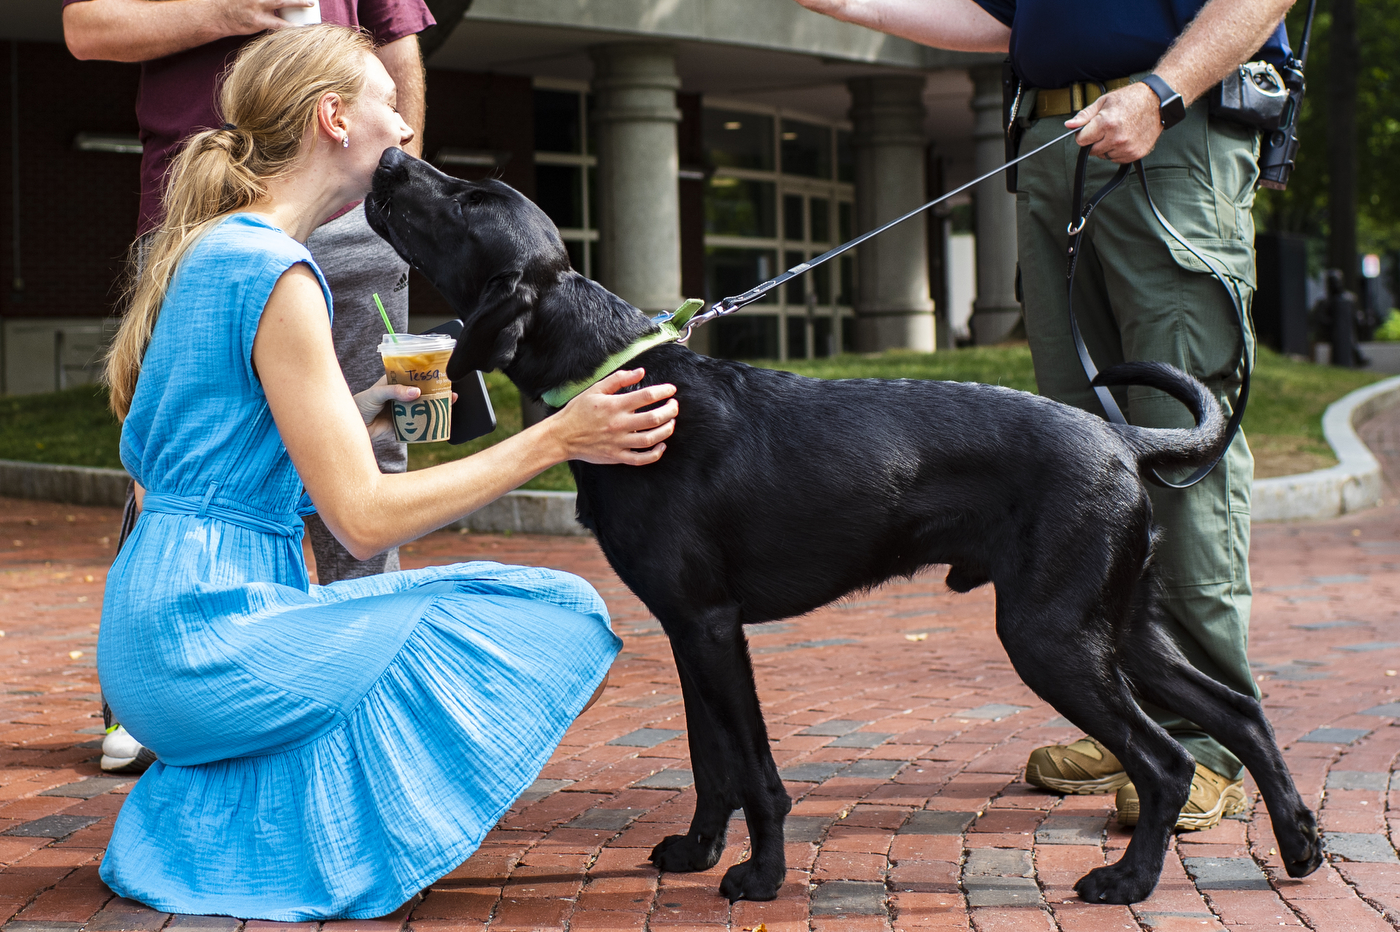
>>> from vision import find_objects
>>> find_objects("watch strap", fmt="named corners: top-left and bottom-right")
top-left (1141, 73), bottom-right (1186, 129)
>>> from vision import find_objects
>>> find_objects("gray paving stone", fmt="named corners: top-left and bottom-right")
top-left (1137, 912), bottom-right (1215, 926)
top-left (1335, 641), bottom-right (1400, 652)
top-left (779, 762), bottom-right (846, 784)
top-left (964, 847), bottom-right (1033, 877)
top-left (565, 808), bottom-right (640, 831)
top-left (1291, 620), bottom-right (1363, 630)
top-left (829, 731), bottom-right (893, 748)
top-left (963, 877), bottom-right (1042, 908)
top-left (39, 776), bottom-right (131, 798)
top-left (752, 638), bottom-right (859, 655)
top-left (810, 880), bottom-right (887, 916)
top-left (1182, 856), bottom-right (1270, 891)
top-left (2, 924), bottom-right (84, 932)
top-left (606, 728), bottom-right (683, 748)
top-left (0, 814), bottom-right (100, 839)
top-left (799, 719), bottom-right (867, 737)
top-left (164, 919), bottom-right (242, 931)
top-left (783, 815), bottom-right (830, 844)
top-left (1253, 662), bottom-right (1329, 681)
top-left (75, 725), bottom-right (106, 735)
top-left (516, 778), bottom-right (572, 803)
top-left (899, 810), bottom-right (977, 835)
top-left (1362, 701), bottom-right (1400, 717)
top-left (1299, 727), bottom-right (1371, 744)
top-left (953, 703), bottom-right (1028, 720)
top-left (616, 692), bottom-right (679, 708)
top-left (633, 769), bottom-right (693, 789)
top-left (1358, 541), bottom-right (1400, 553)
top-left (1041, 716), bottom-right (1076, 728)
top-left (1311, 574), bottom-right (1370, 585)
top-left (1326, 770), bottom-right (1389, 791)
top-left (1035, 815), bottom-right (1107, 845)
top-left (1325, 832), bottom-right (1400, 863)
top-left (841, 759), bottom-right (906, 780)
top-left (962, 848), bottom-right (1039, 907)
top-left (745, 622), bottom-right (795, 637)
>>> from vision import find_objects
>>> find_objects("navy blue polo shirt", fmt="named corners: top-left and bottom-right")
top-left (974, 0), bottom-right (1292, 90)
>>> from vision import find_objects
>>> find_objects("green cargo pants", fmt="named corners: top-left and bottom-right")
top-left (1015, 94), bottom-right (1260, 780)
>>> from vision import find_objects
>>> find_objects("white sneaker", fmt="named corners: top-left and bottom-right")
top-left (101, 725), bottom-right (157, 774)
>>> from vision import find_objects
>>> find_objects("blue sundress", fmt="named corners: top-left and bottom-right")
top-left (97, 214), bottom-right (620, 920)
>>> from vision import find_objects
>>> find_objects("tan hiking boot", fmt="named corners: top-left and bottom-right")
top-left (1115, 763), bottom-right (1248, 830)
top-left (1025, 737), bottom-right (1130, 794)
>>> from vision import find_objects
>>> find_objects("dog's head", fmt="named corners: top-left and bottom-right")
top-left (365, 148), bottom-right (575, 381)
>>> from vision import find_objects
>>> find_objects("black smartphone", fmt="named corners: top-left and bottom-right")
top-left (419, 319), bottom-right (497, 444)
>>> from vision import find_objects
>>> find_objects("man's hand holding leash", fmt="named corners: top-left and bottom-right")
top-left (1068, 0), bottom-right (1296, 163)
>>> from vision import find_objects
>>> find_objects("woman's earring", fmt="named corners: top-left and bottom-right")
top-left (341, 134), bottom-right (350, 149)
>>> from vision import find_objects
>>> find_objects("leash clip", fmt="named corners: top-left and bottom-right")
top-left (1067, 216), bottom-right (1088, 236)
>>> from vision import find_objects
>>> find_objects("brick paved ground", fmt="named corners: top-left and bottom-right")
top-left (1, 414), bottom-right (1399, 930)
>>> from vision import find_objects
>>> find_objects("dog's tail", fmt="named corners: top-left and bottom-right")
top-left (1093, 361), bottom-right (1228, 473)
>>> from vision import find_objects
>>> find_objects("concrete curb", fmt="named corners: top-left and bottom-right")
top-left (448, 490), bottom-right (588, 537)
top-left (0, 458), bottom-right (589, 535)
top-left (1254, 374), bottom-right (1400, 522)
top-left (8, 376), bottom-right (1400, 531)
top-left (0, 459), bottom-right (131, 508)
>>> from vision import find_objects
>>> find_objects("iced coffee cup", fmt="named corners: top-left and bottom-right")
top-left (378, 333), bottom-right (454, 443)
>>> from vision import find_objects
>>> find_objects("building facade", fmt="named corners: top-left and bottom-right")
top-left (0, 0), bottom-right (1012, 395)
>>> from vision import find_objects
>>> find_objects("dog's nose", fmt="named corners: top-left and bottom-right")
top-left (377, 147), bottom-right (410, 173)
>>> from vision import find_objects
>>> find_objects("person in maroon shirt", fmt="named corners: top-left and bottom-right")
top-left (63, 0), bottom-right (436, 774)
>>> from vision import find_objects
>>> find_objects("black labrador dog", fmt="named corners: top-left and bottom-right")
top-left (364, 148), bottom-right (1320, 905)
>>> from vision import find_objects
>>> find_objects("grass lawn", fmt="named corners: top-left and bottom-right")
top-left (1, 345), bottom-right (1383, 488)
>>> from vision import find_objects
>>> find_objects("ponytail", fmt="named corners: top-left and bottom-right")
top-left (105, 25), bottom-right (375, 418)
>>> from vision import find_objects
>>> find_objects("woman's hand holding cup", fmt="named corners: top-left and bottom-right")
top-left (354, 376), bottom-right (418, 441)
top-left (550, 368), bottom-right (678, 466)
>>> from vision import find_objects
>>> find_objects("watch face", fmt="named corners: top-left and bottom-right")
top-left (1162, 94), bottom-right (1186, 129)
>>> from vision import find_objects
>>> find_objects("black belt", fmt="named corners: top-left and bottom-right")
top-left (1065, 146), bottom-right (1251, 489)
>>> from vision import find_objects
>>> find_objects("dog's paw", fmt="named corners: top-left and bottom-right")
top-left (719, 858), bottom-right (783, 902)
top-left (1074, 862), bottom-right (1158, 905)
top-left (1277, 809), bottom-right (1323, 878)
top-left (649, 832), bottom-right (724, 873)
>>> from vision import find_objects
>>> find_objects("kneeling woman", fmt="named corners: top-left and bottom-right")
top-left (99, 25), bottom-right (677, 920)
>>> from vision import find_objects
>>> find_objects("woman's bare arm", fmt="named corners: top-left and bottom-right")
top-left (253, 264), bottom-right (676, 560)
top-left (790, 0), bottom-right (1010, 53)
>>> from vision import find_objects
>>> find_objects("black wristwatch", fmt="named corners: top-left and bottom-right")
top-left (1141, 73), bottom-right (1186, 129)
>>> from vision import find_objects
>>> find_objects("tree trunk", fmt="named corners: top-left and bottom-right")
top-left (1328, 0), bottom-right (1359, 291)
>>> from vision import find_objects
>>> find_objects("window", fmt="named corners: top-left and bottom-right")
top-left (703, 109), bottom-right (775, 171)
top-left (780, 119), bottom-right (831, 180)
top-left (702, 103), bottom-right (855, 361)
top-left (532, 84), bottom-right (598, 277)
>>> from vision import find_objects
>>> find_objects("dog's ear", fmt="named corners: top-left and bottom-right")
top-left (447, 270), bottom-right (535, 379)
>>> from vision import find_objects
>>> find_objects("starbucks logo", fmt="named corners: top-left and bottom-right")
top-left (393, 392), bottom-right (451, 442)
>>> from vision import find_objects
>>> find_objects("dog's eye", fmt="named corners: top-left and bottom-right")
top-left (460, 191), bottom-right (484, 209)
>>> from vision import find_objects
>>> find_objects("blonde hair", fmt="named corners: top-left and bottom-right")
top-left (105, 25), bottom-right (376, 418)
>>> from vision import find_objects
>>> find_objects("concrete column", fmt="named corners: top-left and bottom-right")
top-left (847, 75), bottom-right (935, 353)
top-left (590, 43), bottom-right (683, 313)
top-left (969, 64), bottom-right (1021, 344)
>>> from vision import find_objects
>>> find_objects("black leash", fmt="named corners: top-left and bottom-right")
top-left (1065, 145), bottom-right (1251, 489)
top-left (678, 127), bottom-right (1081, 341)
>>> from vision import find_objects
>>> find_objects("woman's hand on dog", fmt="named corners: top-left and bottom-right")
top-left (548, 368), bottom-right (677, 466)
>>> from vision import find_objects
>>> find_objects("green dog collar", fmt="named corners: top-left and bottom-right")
top-left (540, 299), bottom-right (703, 408)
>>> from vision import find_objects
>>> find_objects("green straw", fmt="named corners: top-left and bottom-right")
top-left (373, 293), bottom-right (398, 343)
